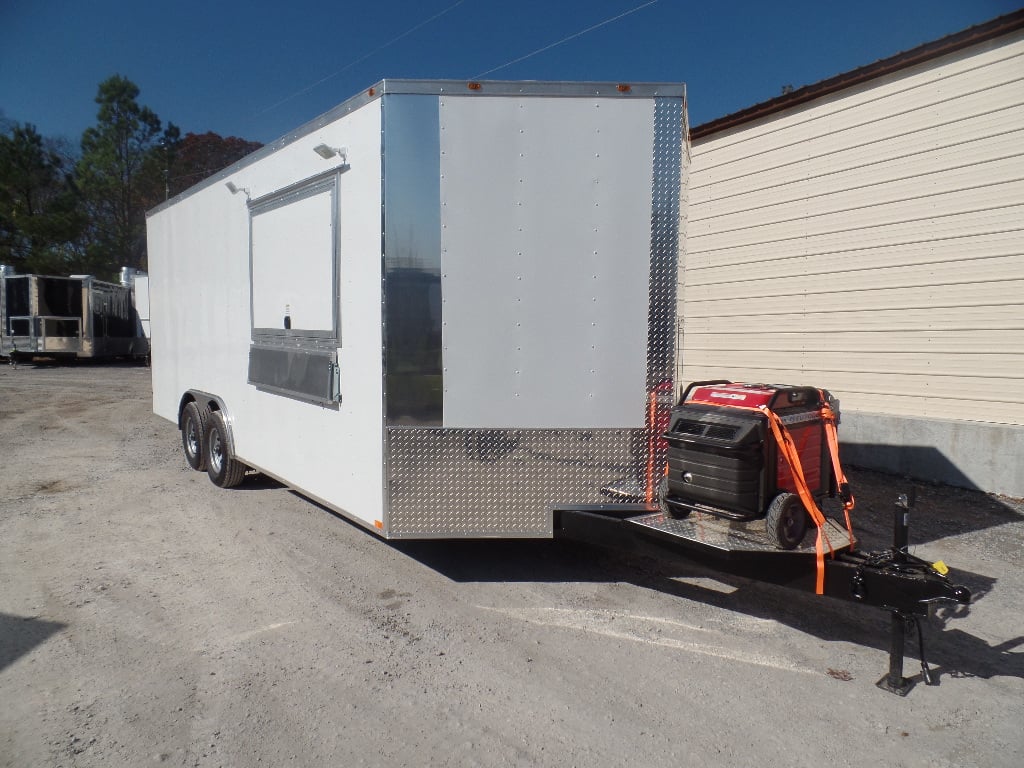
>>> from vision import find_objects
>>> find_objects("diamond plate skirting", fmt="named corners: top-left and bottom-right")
top-left (386, 428), bottom-right (646, 538)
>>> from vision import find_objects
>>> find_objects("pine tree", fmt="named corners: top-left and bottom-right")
top-left (76, 75), bottom-right (178, 274)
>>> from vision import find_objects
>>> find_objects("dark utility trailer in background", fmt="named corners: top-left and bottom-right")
top-left (0, 268), bottom-right (150, 362)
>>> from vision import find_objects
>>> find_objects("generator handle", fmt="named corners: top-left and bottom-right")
top-left (678, 379), bottom-right (731, 405)
top-left (766, 386), bottom-right (823, 411)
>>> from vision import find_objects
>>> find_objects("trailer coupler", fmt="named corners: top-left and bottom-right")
top-left (822, 491), bottom-right (971, 695)
top-left (824, 548), bottom-right (971, 617)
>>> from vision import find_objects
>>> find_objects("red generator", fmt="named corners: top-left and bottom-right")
top-left (659, 380), bottom-right (844, 549)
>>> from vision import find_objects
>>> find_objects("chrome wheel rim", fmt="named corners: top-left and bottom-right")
top-left (185, 419), bottom-right (199, 458)
top-left (210, 430), bottom-right (223, 473)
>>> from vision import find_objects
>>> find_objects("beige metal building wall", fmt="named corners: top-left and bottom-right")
top-left (682, 23), bottom-right (1024, 494)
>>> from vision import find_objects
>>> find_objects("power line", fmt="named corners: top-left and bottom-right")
top-left (257, 0), bottom-right (469, 116)
top-left (475, 0), bottom-right (659, 78)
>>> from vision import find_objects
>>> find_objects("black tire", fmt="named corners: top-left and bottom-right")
top-left (658, 476), bottom-right (691, 519)
top-left (205, 411), bottom-right (247, 488)
top-left (180, 401), bottom-right (210, 471)
top-left (765, 492), bottom-right (808, 550)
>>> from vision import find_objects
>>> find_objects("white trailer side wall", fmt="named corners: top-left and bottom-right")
top-left (148, 102), bottom-right (385, 526)
top-left (684, 31), bottom-right (1024, 495)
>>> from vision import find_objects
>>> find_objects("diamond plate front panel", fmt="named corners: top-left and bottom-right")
top-left (386, 428), bottom-right (647, 537)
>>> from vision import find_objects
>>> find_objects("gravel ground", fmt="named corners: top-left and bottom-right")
top-left (1, 362), bottom-right (1022, 767)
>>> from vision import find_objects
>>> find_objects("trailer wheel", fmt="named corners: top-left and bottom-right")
top-left (765, 493), bottom-right (808, 550)
top-left (205, 412), bottom-right (247, 488)
top-left (180, 401), bottom-right (210, 471)
top-left (658, 477), bottom-right (690, 519)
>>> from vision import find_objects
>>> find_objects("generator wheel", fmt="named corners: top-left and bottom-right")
top-left (205, 412), bottom-right (247, 488)
top-left (180, 401), bottom-right (210, 471)
top-left (658, 477), bottom-right (690, 519)
top-left (765, 493), bottom-right (808, 550)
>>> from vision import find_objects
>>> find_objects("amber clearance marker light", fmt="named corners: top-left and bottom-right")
top-left (374, 520), bottom-right (384, 530)
top-left (617, 84), bottom-right (632, 93)
top-left (368, 87), bottom-right (376, 96)
top-left (467, 82), bottom-right (482, 91)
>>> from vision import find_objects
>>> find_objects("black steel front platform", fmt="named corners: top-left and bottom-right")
top-left (553, 504), bottom-right (852, 565)
top-left (553, 500), bottom-right (971, 696)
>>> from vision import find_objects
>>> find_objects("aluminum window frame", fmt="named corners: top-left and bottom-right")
top-left (246, 170), bottom-right (343, 407)
top-left (248, 170), bottom-right (341, 347)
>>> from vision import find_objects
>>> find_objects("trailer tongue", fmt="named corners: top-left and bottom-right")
top-left (558, 381), bottom-right (972, 696)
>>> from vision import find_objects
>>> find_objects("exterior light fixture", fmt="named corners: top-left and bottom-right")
top-left (225, 181), bottom-right (250, 197)
top-left (313, 143), bottom-right (348, 162)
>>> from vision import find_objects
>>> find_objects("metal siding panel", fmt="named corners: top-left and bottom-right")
top-left (693, 78), bottom-right (1024, 192)
top-left (686, 204), bottom-right (1024, 268)
top-left (683, 330), bottom-right (1024, 354)
top-left (689, 178), bottom-right (1024, 253)
top-left (687, 349), bottom-right (1023, 379)
top-left (693, 41), bottom-right (1024, 159)
top-left (686, 231), bottom-right (1023, 286)
top-left (684, 279), bottom-right (1024, 315)
top-left (686, 254), bottom-right (1024, 302)
top-left (683, 305), bottom-right (1024, 334)
top-left (683, 34), bottom-right (1024, 426)
top-left (691, 125), bottom-right (1024, 226)
top-left (692, 153), bottom-right (1024, 235)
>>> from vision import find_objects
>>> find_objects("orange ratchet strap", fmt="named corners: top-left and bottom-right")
top-left (760, 407), bottom-right (833, 595)
top-left (819, 392), bottom-right (856, 546)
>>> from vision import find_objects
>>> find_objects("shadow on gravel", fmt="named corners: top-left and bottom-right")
top-left (231, 473), bottom-right (286, 491)
top-left (244, 461), bottom-right (1024, 685)
top-left (0, 613), bottom-right (66, 672)
top-left (838, 467), bottom-right (1024, 552)
top-left (391, 467), bottom-right (1023, 685)
top-left (3, 358), bottom-right (148, 369)
top-left (395, 535), bottom-right (1022, 684)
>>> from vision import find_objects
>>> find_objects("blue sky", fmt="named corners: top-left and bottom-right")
top-left (1, 0), bottom-right (1020, 146)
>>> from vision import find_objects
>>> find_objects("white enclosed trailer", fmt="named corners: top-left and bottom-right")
top-left (146, 80), bottom-right (686, 538)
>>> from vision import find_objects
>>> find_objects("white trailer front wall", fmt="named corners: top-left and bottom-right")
top-left (684, 31), bottom-right (1024, 494)
top-left (439, 96), bottom-right (655, 429)
top-left (148, 102), bottom-right (385, 527)
top-left (384, 90), bottom-right (685, 537)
